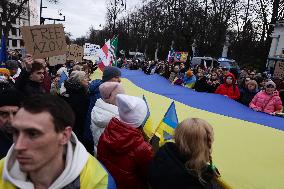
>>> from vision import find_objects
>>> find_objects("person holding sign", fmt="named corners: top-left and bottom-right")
top-left (15, 55), bottom-right (46, 97)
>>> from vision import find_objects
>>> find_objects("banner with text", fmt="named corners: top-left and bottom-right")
top-left (174, 52), bottom-right (189, 63)
top-left (84, 43), bottom-right (100, 60)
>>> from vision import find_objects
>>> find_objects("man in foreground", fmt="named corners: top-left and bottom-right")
top-left (0, 95), bottom-right (116, 189)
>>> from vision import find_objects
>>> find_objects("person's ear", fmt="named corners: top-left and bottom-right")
top-left (59, 126), bottom-right (72, 145)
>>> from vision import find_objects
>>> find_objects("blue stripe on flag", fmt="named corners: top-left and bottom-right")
top-left (163, 117), bottom-right (178, 129)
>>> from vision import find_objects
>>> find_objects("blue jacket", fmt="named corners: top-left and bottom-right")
top-left (84, 79), bottom-right (103, 152)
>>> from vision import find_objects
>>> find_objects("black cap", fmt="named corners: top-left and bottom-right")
top-left (0, 89), bottom-right (24, 107)
top-left (102, 66), bottom-right (121, 82)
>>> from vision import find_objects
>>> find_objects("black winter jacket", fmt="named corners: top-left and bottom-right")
top-left (149, 142), bottom-right (223, 189)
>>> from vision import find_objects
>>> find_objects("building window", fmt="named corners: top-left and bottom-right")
top-left (11, 28), bottom-right (17, 36)
top-left (12, 40), bottom-right (18, 47)
top-left (11, 18), bottom-right (17, 24)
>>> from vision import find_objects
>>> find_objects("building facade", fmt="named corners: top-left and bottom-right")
top-left (0, 0), bottom-right (39, 51)
top-left (269, 20), bottom-right (284, 57)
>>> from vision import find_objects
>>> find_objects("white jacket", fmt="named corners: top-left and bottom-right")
top-left (2, 133), bottom-right (89, 189)
top-left (90, 98), bottom-right (119, 155)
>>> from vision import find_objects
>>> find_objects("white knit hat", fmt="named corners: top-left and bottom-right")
top-left (116, 94), bottom-right (148, 128)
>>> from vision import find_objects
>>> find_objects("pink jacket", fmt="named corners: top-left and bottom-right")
top-left (249, 90), bottom-right (283, 114)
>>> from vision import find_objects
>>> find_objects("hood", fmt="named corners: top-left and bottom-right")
top-left (89, 79), bottom-right (103, 94)
top-left (91, 98), bottom-right (119, 128)
top-left (102, 118), bottom-right (144, 153)
top-left (3, 132), bottom-right (89, 189)
top-left (64, 80), bottom-right (86, 94)
top-left (224, 72), bottom-right (236, 86)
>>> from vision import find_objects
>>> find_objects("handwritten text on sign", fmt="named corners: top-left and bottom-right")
top-left (67, 44), bottom-right (84, 62)
top-left (274, 61), bottom-right (284, 78)
top-left (20, 24), bottom-right (67, 59)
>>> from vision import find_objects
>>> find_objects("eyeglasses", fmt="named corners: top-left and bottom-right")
top-left (226, 77), bottom-right (233, 80)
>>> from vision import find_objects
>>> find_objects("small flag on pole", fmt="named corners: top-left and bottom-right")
top-left (154, 101), bottom-right (179, 146)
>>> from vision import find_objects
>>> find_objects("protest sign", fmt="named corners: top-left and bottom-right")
top-left (49, 54), bottom-right (66, 66)
top-left (84, 43), bottom-right (100, 60)
top-left (273, 61), bottom-right (284, 78)
top-left (20, 24), bottom-right (67, 59)
top-left (67, 44), bottom-right (84, 62)
top-left (174, 52), bottom-right (189, 63)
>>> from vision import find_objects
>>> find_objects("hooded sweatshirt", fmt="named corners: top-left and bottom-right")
top-left (90, 98), bottom-right (119, 156)
top-left (1, 133), bottom-right (89, 189)
top-left (215, 72), bottom-right (240, 100)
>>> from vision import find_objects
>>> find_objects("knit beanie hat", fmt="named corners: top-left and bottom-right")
top-left (186, 69), bottom-right (193, 77)
top-left (0, 68), bottom-right (10, 76)
top-left (99, 82), bottom-right (125, 105)
top-left (69, 70), bottom-right (86, 82)
top-left (265, 80), bottom-right (276, 88)
top-left (5, 60), bottom-right (19, 70)
top-left (0, 89), bottom-right (24, 107)
top-left (116, 94), bottom-right (148, 128)
top-left (102, 66), bottom-right (121, 82)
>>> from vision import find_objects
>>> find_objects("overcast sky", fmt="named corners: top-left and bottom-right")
top-left (39, 0), bottom-right (141, 39)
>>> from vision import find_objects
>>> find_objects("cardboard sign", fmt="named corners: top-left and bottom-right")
top-left (49, 54), bottom-right (66, 66)
top-left (67, 44), bottom-right (84, 62)
top-left (273, 61), bottom-right (284, 78)
top-left (20, 24), bottom-right (67, 59)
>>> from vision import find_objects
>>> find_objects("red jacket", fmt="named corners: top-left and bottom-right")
top-left (97, 118), bottom-right (153, 189)
top-left (215, 72), bottom-right (240, 100)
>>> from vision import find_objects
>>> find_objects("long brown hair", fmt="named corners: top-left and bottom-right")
top-left (174, 118), bottom-right (214, 181)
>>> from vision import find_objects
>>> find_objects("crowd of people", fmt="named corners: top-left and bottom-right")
top-left (122, 59), bottom-right (284, 115)
top-left (0, 52), bottom-right (230, 189)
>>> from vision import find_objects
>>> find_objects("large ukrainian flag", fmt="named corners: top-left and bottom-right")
top-left (92, 69), bottom-right (284, 189)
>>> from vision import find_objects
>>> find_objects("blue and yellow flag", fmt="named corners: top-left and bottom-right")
top-left (155, 101), bottom-right (179, 146)
top-left (142, 95), bottom-right (155, 141)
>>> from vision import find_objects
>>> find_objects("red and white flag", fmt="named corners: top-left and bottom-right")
top-left (97, 40), bottom-right (111, 71)
top-left (97, 37), bottom-right (118, 71)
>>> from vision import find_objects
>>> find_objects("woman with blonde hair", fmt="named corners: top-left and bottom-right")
top-left (149, 118), bottom-right (223, 189)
